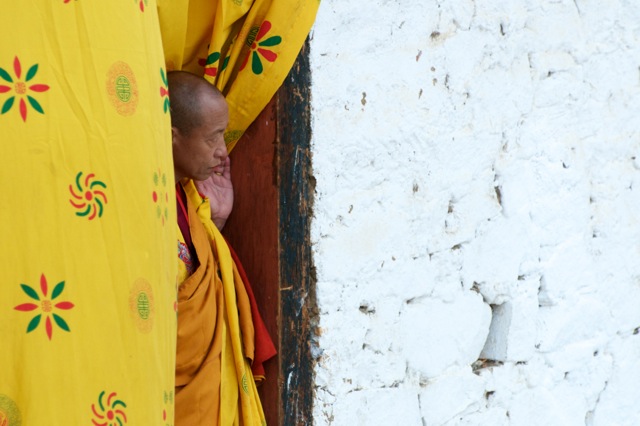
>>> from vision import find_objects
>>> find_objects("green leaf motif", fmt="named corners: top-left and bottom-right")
top-left (27, 95), bottom-right (44, 114)
top-left (98, 391), bottom-right (106, 411)
top-left (1, 96), bottom-right (15, 114)
top-left (75, 172), bottom-right (83, 192)
top-left (0, 67), bottom-right (13, 83)
top-left (164, 98), bottom-right (170, 113)
top-left (160, 68), bottom-right (168, 86)
top-left (206, 52), bottom-right (221, 66)
top-left (25, 64), bottom-right (38, 82)
top-left (251, 51), bottom-right (263, 75)
top-left (77, 205), bottom-right (91, 217)
top-left (241, 373), bottom-right (249, 394)
top-left (51, 281), bottom-right (65, 300)
top-left (53, 313), bottom-right (70, 331)
top-left (113, 400), bottom-right (127, 409)
top-left (259, 36), bottom-right (281, 47)
top-left (21, 284), bottom-right (40, 300)
top-left (27, 314), bottom-right (41, 332)
top-left (95, 198), bottom-right (104, 217)
top-left (222, 56), bottom-right (230, 71)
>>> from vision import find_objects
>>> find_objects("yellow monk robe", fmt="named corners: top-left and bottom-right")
top-left (176, 180), bottom-right (265, 426)
top-left (0, 1), bottom-right (177, 425)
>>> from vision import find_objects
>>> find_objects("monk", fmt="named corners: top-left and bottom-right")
top-left (168, 70), bottom-right (266, 425)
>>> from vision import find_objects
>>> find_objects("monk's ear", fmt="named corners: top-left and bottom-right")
top-left (171, 126), bottom-right (180, 146)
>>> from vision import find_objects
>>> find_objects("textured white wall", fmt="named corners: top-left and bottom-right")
top-left (308, 0), bottom-right (640, 425)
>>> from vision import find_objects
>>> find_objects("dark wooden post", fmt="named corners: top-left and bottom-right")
top-left (277, 38), bottom-right (317, 426)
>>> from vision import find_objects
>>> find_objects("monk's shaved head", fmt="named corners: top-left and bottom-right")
top-left (167, 71), bottom-right (225, 136)
top-left (168, 71), bottom-right (229, 183)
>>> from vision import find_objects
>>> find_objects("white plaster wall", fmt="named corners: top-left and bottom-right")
top-left (308, 0), bottom-right (640, 425)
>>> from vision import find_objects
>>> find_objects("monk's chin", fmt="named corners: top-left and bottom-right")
top-left (193, 173), bottom-right (212, 182)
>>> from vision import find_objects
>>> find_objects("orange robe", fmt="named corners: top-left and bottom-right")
top-left (176, 180), bottom-right (265, 425)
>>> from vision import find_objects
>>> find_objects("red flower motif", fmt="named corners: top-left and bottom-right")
top-left (14, 274), bottom-right (74, 340)
top-left (0, 56), bottom-right (50, 122)
top-left (162, 390), bottom-right (174, 425)
top-left (160, 69), bottom-right (169, 113)
top-left (239, 21), bottom-right (282, 75)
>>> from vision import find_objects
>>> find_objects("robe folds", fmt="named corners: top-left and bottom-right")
top-left (176, 180), bottom-right (266, 426)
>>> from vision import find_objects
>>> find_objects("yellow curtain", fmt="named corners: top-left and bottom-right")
top-left (0, 1), bottom-right (177, 425)
top-left (157, 0), bottom-right (320, 152)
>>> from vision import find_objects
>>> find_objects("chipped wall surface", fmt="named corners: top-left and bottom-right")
top-left (308, 0), bottom-right (640, 424)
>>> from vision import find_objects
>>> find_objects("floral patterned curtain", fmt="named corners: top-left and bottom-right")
top-left (0, 1), bottom-right (177, 424)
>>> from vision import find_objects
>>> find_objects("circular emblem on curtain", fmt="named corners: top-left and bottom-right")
top-left (106, 61), bottom-right (138, 116)
top-left (0, 394), bottom-right (21, 426)
top-left (129, 278), bottom-right (155, 333)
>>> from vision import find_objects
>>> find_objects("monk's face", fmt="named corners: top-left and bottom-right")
top-left (172, 93), bottom-right (229, 182)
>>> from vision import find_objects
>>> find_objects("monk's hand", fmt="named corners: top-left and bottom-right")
top-left (195, 157), bottom-right (233, 230)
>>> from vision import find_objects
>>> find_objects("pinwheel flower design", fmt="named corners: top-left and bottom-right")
top-left (240, 21), bottom-right (282, 75)
top-left (0, 56), bottom-right (50, 122)
top-left (91, 391), bottom-right (127, 426)
top-left (162, 390), bottom-right (174, 425)
top-left (160, 69), bottom-right (170, 113)
top-left (14, 274), bottom-right (74, 340)
top-left (153, 169), bottom-right (169, 225)
top-left (69, 172), bottom-right (108, 220)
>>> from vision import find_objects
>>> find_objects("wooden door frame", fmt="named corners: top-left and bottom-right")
top-left (223, 39), bottom-right (316, 425)
top-left (277, 39), bottom-right (316, 425)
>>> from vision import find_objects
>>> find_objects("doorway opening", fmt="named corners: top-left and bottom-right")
top-left (222, 40), bottom-right (317, 426)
